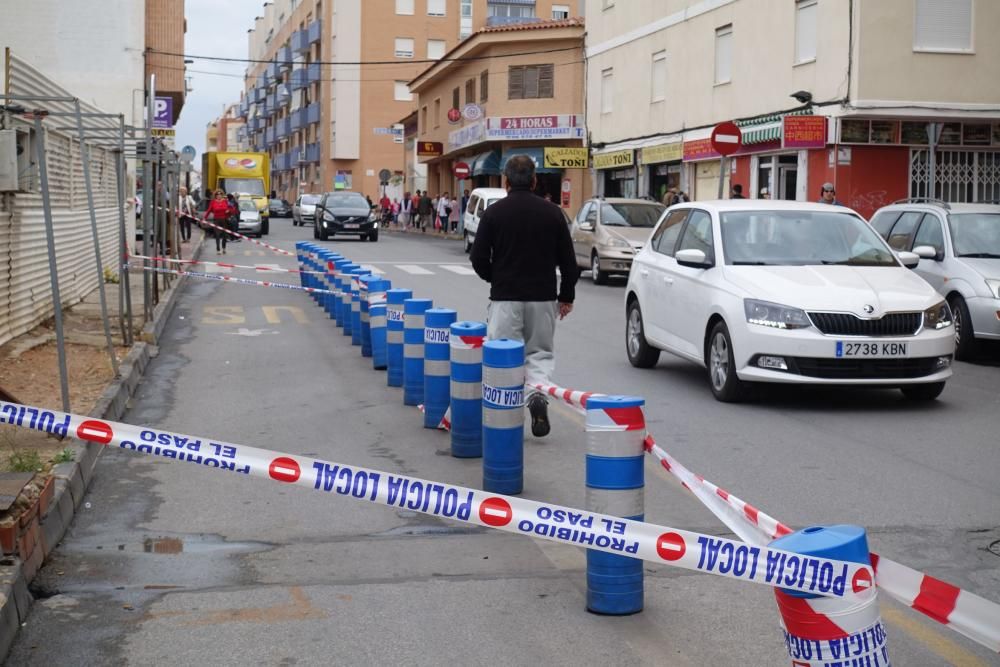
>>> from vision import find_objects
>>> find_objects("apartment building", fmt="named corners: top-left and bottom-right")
top-left (240, 0), bottom-right (580, 201)
top-left (145, 0), bottom-right (188, 128)
top-left (410, 18), bottom-right (590, 211)
top-left (586, 0), bottom-right (1000, 217)
top-left (207, 104), bottom-right (247, 153)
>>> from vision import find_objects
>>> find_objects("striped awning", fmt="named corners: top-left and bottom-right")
top-left (736, 109), bottom-right (813, 146)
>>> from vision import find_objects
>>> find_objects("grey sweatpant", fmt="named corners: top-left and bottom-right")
top-left (486, 300), bottom-right (557, 398)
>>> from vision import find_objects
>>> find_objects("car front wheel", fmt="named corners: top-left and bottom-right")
top-left (626, 300), bottom-right (660, 368)
top-left (369, 230), bottom-right (379, 242)
top-left (591, 252), bottom-right (607, 285)
top-left (464, 231), bottom-right (472, 253)
top-left (706, 321), bottom-right (748, 402)
top-left (900, 382), bottom-right (946, 401)
top-left (947, 294), bottom-right (977, 360)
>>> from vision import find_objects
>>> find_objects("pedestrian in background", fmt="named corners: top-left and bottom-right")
top-left (391, 198), bottom-right (401, 227)
top-left (225, 194), bottom-right (241, 242)
top-left (730, 184), bottom-right (745, 199)
top-left (461, 188), bottom-right (470, 216)
top-left (418, 190), bottom-right (432, 232)
top-left (759, 187), bottom-right (770, 199)
top-left (203, 190), bottom-right (232, 254)
top-left (470, 155), bottom-right (579, 438)
top-left (818, 182), bottom-right (844, 205)
top-left (448, 194), bottom-right (460, 233)
top-left (400, 191), bottom-right (412, 228)
top-left (436, 192), bottom-right (450, 233)
top-left (178, 186), bottom-right (195, 242)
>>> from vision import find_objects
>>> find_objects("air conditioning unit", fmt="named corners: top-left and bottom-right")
top-left (0, 127), bottom-right (38, 192)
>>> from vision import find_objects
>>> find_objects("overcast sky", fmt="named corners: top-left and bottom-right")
top-left (175, 0), bottom-right (257, 160)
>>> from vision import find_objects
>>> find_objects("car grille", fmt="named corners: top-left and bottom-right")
top-left (789, 357), bottom-right (940, 380)
top-left (334, 215), bottom-right (366, 224)
top-left (807, 312), bottom-right (922, 337)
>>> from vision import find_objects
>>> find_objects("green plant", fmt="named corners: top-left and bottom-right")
top-left (7, 449), bottom-right (43, 473)
top-left (103, 266), bottom-right (120, 284)
top-left (52, 447), bottom-right (75, 464)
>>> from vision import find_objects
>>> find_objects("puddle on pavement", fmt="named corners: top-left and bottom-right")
top-left (140, 533), bottom-right (271, 555)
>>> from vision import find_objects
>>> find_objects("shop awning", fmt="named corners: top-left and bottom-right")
top-left (470, 150), bottom-right (501, 176)
top-left (500, 147), bottom-right (561, 174)
top-left (736, 108), bottom-right (813, 146)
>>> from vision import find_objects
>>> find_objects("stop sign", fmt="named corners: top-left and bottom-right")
top-left (453, 161), bottom-right (471, 179)
top-left (710, 121), bottom-right (743, 156)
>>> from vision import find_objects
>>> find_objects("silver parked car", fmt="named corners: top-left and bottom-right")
top-left (293, 193), bottom-right (321, 227)
top-left (571, 198), bottom-right (665, 284)
top-left (870, 199), bottom-right (1000, 359)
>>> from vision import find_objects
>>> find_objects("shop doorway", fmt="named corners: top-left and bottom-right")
top-left (757, 154), bottom-right (799, 200)
top-left (603, 169), bottom-right (636, 198)
top-left (648, 162), bottom-right (681, 202)
top-left (533, 172), bottom-right (563, 204)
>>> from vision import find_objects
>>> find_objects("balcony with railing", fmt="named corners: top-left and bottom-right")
top-left (271, 153), bottom-right (286, 172)
top-left (290, 107), bottom-right (304, 131)
top-left (276, 117), bottom-right (291, 139)
top-left (289, 146), bottom-right (302, 167)
top-left (265, 126), bottom-right (276, 146)
top-left (256, 73), bottom-right (268, 89)
top-left (290, 67), bottom-right (308, 91)
top-left (277, 46), bottom-right (292, 70)
top-left (253, 86), bottom-right (266, 103)
top-left (485, 16), bottom-right (541, 27)
top-left (265, 61), bottom-right (279, 82)
top-left (307, 20), bottom-right (322, 45)
top-left (307, 62), bottom-right (321, 84)
top-left (305, 102), bottom-right (320, 125)
top-left (304, 142), bottom-right (321, 163)
top-left (291, 28), bottom-right (308, 53)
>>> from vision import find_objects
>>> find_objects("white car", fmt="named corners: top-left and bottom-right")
top-left (625, 200), bottom-right (956, 402)
top-left (237, 199), bottom-right (263, 237)
top-left (462, 187), bottom-right (507, 253)
top-left (293, 193), bottom-right (321, 227)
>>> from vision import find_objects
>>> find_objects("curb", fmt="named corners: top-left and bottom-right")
top-left (0, 239), bottom-right (200, 660)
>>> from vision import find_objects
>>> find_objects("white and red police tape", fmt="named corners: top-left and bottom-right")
top-left (127, 252), bottom-right (335, 277)
top-left (134, 265), bottom-right (341, 298)
top-left (528, 381), bottom-right (1000, 653)
top-left (197, 218), bottom-right (296, 257)
top-left (0, 400), bottom-right (872, 599)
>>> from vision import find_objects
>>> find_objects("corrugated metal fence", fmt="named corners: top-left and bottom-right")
top-left (1, 54), bottom-right (122, 347)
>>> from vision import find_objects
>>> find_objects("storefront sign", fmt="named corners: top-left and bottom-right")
top-left (462, 104), bottom-right (484, 121)
top-left (640, 142), bottom-right (682, 165)
top-left (153, 96), bottom-right (173, 129)
top-left (593, 150), bottom-right (634, 170)
top-left (417, 141), bottom-right (444, 158)
top-left (782, 116), bottom-right (827, 149)
top-left (448, 120), bottom-right (486, 151)
top-left (486, 115), bottom-right (585, 141)
top-left (682, 139), bottom-right (720, 161)
top-left (447, 108), bottom-right (462, 124)
top-left (544, 147), bottom-right (589, 169)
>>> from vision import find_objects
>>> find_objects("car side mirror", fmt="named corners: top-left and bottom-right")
top-left (578, 221), bottom-right (594, 232)
top-left (912, 245), bottom-right (940, 261)
top-left (896, 250), bottom-right (920, 269)
top-left (675, 248), bottom-right (713, 269)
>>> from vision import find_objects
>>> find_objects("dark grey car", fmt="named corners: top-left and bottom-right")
top-left (314, 191), bottom-right (379, 241)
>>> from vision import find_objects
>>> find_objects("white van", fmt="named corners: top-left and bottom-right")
top-left (462, 187), bottom-right (507, 253)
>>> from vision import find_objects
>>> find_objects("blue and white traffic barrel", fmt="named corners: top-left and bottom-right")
top-left (423, 308), bottom-right (457, 429)
top-left (295, 242), bottom-right (307, 286)
top-left (386, 289), bottom-right (412, 387)
top-left (482, 339), bottom-right (524, 495)
top-left (403, 298), bottom-right (433, 406)
top-left (368, 278), bottom-right (391, 370)
top-left (450, 321), bottom-right (486, 458)
top-left (585, 395), bottom-right (646, 616)
top-left (350, 268), bottom-right (369, 346)
top-left (331, 258), bottom-right (351, 327)
top-left (321, 251), bottom-right (342, 317)
top-left (360, 275), bottom-right (375, 358)
top-left (336, 262), bottom-right (357, 330)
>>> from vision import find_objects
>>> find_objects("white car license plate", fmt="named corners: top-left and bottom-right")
top-left (344, 223), bottom-right (359, 229)
top-left (835, 341), bottom-right (908, 358)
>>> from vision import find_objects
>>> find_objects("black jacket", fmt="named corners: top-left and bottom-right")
top-left (470, 188), bottom-right (579, 303)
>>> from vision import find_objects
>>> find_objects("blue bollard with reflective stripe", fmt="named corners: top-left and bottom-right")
top-left (360, 275), bottom-right (375, 357)
top-left (482, 340), bottom-right (524, 495)
top-left (386, 289), bottom-right (412, 387)
top-left (336, 262), bottom-right (357, 330)
top-left (403, 298), bottom-right (432, 406)
top-left (450, 321), bottom-right (486, 458)
top-left (321, 251), bottom-right (341, 317)
top-left (368, 278), bottom-right (391, 370)
top-left (423, 309), bottom-right (457, 429)
top-left (295, 242), bottom-right (308, 286)
top-left (585, 395), bottom-right (645, 616)
top-left (349, 268), bottom-right (368, 343)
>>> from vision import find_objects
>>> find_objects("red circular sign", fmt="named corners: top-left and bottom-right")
top-left (447, 108), bottom-right (462, 124)
top-left (656, 532), bottom-right (687, 561)
top-left (77, 420), bottom-right (114, 445)
top-left (710, 121), bottom-right (743, 157)
top-left (478, 497), bottom-right (513, 527)
top-left (268, 457), bottom-right (301, 483)
top-left (852, 568), bottom-right (873, 593)
top-left (453, 161), bottom-right (471, 179)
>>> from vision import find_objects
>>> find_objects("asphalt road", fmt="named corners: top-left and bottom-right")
top-left (7, 219), bottom-right (1000, 665)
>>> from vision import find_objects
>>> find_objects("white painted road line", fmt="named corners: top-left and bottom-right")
top-left (396, 265), bottom-right (435, 275)
top-left (440, 265), bottom-right (477, 275)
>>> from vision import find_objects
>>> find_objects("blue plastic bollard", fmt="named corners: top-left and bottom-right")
top-left (386, 289), bottom-right (412, 387)
top-left (359, 275), bottom-right (374, 357)
top-left (320, 251), bottom-right (340, 316)
top-left (770, 526), bottom-right (886, 666)
top-left (295, 242), bottom-right (307, 286)
top-left (403, 298), bottom-right (432, 406)
top-left (585, 395), bottom-right (645, 616)
top-left (450, 321), bottom-right (486, 458)
top-left (336, 262), bottom-right (357, 329)
top-left (423, 308), bottom-right (457, 429)
top-left (482, 339), bottom-right (524, 494)
top-left (351, 269), bottom-right (372, 347)
top-left (367, 278), bottom-right (391, 369)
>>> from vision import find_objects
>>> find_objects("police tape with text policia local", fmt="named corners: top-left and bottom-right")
top-left (0, 400), bottom-right (873, 600)
top-left (134, 266), bottom-right (342, 298)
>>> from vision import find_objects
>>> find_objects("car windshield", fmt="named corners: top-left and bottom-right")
top-left (324, 193), bottom-right (367, 208)
top-left (600, 203), bottom-right (664, 228)
top-left (221, 178), bottom-right (265, 196)
top-left (721, 210), bottom-right (898, 266)
top-left (238, 200), bottom-right (257, 211)
top-left (270, 199), bottom-right (284, 206)
top-left (300, 194), bottom-right (321, 205)
top-left (485, 198), bottom-right (502, 208)
top-left (948, 213), bottom-right (1000, 257)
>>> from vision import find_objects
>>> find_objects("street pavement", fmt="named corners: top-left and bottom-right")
top-left (6, 220), bottom-right (1000, 665)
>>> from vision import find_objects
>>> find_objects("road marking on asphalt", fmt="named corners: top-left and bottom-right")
top-left (226, 328), bottom-right (280, 337)
top-left (881, 604), bottom-right (986, 666)
top-left (201, 263), bottom-right (233, 274)
top-left (440, 264), bottom-right (477, 275)
top-left (202, 306), bottom-right (246, 325)
top-left (262, 305), bottom-right (309, 324)
top-left (397, 264), bottom-right (435, 275)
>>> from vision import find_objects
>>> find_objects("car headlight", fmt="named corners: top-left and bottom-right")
top-left (369, 212), bottom-right (379, 222)
top-left (744, 299), bottom-right (811, 330)
top-left (985, 279), bottom-right (1000, 299)
top-left (604, 236), bottom-right (629, 249)
top-left (923, 301), bottom-right (953, 329)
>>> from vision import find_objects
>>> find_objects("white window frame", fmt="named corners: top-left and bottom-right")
top-left (394, 37), bottom-right (414, 59)
top-left (601, 67), bottom-right (614, 114)
top-left (427, 0), bottom-right (446, 17)
top-left (913, 0), bottom-right (974, 53)
top-left (427, 39), bottom-right (446, 60)
top-left (395, 0), bottom-right (414, 16)
top-left (552, 4), bottom-right (570, 19)
top-left (650, 50), bottom-right (667, 103)
top-left (394, 81), bottom-right (413, 102)
top-left (714, 24), bottom-right (732, 85)
top-left (794, 0), bottom-right (818, 65)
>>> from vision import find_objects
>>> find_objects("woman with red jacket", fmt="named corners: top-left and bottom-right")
top-left (202, 189), bottom-right (233, 254)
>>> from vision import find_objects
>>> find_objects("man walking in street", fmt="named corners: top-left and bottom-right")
top-left (418, 190), bottom-right (433, 233)
top-left (470, 155), bottom-right (579, 438)
top-left (818, 182), bottom-right (845, 205)
top-left (178, 186), bottom-right (195, 243)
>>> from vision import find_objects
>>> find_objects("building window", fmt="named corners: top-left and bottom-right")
top-left (461, 0), bottom-right (472, 16)
top-left (395, 37), bottom-right (415, 58)
top-left (651, 50), bottom-right (666, 103)
top-left (795, 0), bottom-right (817, 64)
top-left (394, 81), bottom-right (413, 101)
top-left (465, 79), bottom-right (476, 104)
top-left (434, 98), bottom-right (441, 128)
top-left (452, 87), bottom-right (460, 110)
top-left (421, 105), bottom-right (427, 132)
top-left (480, 70), bottom-right (489, 102)
top-left (914, 0), bottom-right (973, 52)
top-left (507, 64), bottom-right (554, 99)
top-left (601, 67), bottom-right (613, 113)
top-left (395, 0), bottom-right (414, 15)
top-left (488, 3), bottom-right (536, 19)
top-left (427, 0), bottom-right (446, 16)
top-left (552, 4), bottom-right (570, 19)
top-left (427, 39), bottom-right (446, 60)
top-left (714, 24), bottom-right (732, 84)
